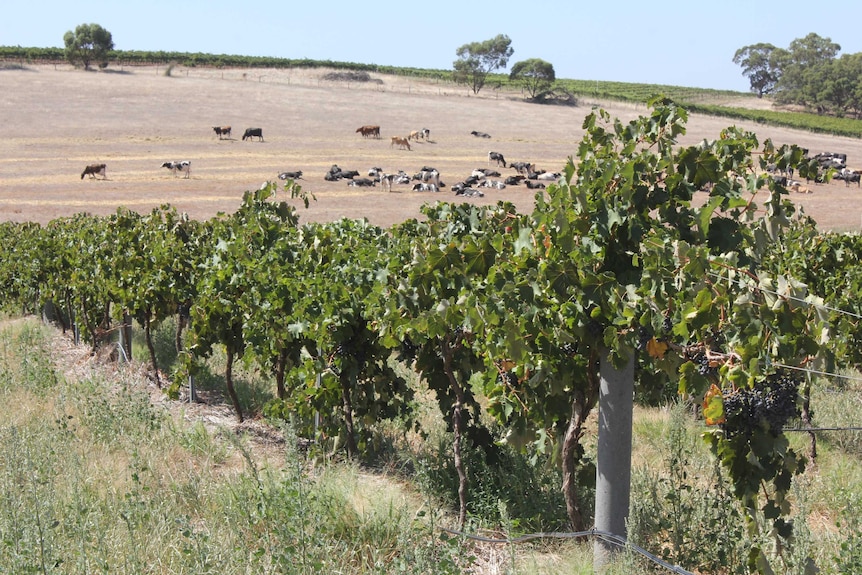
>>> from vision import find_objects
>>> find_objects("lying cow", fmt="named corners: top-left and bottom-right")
top-left (162, 161), bottom-right (191, 178)
top-left (81, 163), bottom-right (107, 180)
top-left (412, 182), bottom-right (439, 192)
top-left (348, 178), bottom-right (376, 187)
top-left (278, 170), bottom-right (303, 180)
top-left (213, 126), bottom-right (231, 139)
top-left (471, 130), bottom-right (491, 138)
top-left (242, 127), bottom-right (264, 141)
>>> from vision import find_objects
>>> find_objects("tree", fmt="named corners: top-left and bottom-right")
top-left (775, 33), bottom-right (840, 106)
top-left (732, 43), bottom-right (782, 97)
top-left (453, 34), bottom-right (513, 95)
top-left (509, 58), bottom-right (556, 100)
top-left (63, 23), bottom-right (114, 70)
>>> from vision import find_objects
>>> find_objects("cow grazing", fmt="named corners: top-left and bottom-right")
top-left (471, 130), bottom-right (491, 138)
top-left (488, 151), bottom-right (507, 167)
top-left (356, 125), bottom-right (380, 139)
top-left (278, 170), bottom-right (303, 180)
top-left (242, 127), bottom-right (264, 141)
top-left (81, 163), bottom-right (107, 180)
top-left (213, 126), bottom-right (231, 139)
top-left (162, 161), bottom-right (191, 178)
top-left (390, 136), bottom-right (411, 151)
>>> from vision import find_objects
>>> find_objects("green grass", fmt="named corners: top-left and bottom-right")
top-left (2, 317), bottom-right (861, 573)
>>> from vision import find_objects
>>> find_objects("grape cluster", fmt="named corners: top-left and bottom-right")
top-left (559, 341), bottom-right (578, 357)
top-left (400, 336), bottom-right (418, 360)
top-left (721, 370), bottom-right (801, 439)
top-left (683, 346), bottom-right (719, 379)
top-left (635, 327), bottom-right (652, 352)
top-left (662, 314), bottom-right (673, 335)
top-left (498, 370), bottom-right (518, 387)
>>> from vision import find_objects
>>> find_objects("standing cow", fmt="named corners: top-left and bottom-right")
top-left (81, 163), bottom-right (107, 179)
top-left (242, 127), bottom-right (264, 141)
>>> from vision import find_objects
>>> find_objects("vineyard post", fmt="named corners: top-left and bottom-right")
top-left (593, 348), bottom-right (634, 570)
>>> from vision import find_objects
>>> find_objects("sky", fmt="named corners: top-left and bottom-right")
top-left (3, 0), bottom-right (862, 93)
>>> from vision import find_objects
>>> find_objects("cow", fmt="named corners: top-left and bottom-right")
top-left (525, 180), bottom-right (546, 190)
top-left (213, 126), bottom-right (231, 139)
top-left (836, 168), bottom-right (862, 187)
top-left (390, 136), bottom-right (411, 151)
top-left (356, 125), bottom-right (380, 138)
top-left (242, 127), bottom-right (264, 141)
top-left (488, 151), bottom-right (507, 167)
top-left (412, 182), bottom-right (439, 192)
top-left (471, 130), bottom-right (491, 138)
top-left (421, 128), bottom-right (430, 140)
top-left (81, 163), bottom-right (106, 180)
top-left (510, 161), bottom-right (535, 176)
top-left (162, 161), bottom-right (191, 178)
top-left (537, 171), bottom-right (561, 182)
top-left (278, 170), bottom-right (303, 180)
top-left (408, 130), bottom-right (422, 141)
top-left (348, 177), bottom-right (376, 187)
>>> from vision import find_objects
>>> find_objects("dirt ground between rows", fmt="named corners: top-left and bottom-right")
top-left (3, 63), bottom-right (862, 231)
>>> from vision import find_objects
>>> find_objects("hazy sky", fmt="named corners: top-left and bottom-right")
top-left (3, 0), bottom-right (862, 92)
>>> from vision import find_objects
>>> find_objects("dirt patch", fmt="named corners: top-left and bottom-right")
top-left (2, 64), bottom-right (862, 231)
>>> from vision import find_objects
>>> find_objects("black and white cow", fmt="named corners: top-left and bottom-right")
top-left (162, 161), bottom-right (191, 178)
top-left (278, 170), bottom-right (303, 180)
top-left (242, 127), bottom-right (264, 141)
top-left (488, 151), bottom-right (507, 167)
top-left (471, 130), bottom-right (491, 138)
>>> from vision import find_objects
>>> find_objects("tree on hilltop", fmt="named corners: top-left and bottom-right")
top-left (732, 42), bottom-right (782, 97)
top-left (64, 23), bottom-right (114, 70)
top-left (509, 58), bottom-right (556, 100)
top-left (453, 34), bottom-right (514, 95)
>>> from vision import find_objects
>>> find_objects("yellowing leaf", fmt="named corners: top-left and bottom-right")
top-left (703, 384), bottom-right (725, 426)
top-left (646, 337), bottom-right (668, 359)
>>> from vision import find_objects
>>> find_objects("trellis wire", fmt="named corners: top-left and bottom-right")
top-left (440, 526), bottom-right (695, 574)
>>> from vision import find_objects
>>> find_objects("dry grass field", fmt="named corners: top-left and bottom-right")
top-left (3, 63), bottom-right (862, 231)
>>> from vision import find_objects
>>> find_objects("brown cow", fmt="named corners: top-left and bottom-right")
top-left (213, 126), bottom-right (231, 139)
top-left (390, 136), bottom-right (411, 151)
top-left (356, 125), bottom-right (380, 139)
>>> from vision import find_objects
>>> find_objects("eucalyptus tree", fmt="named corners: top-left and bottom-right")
top-left (732, 43), bottom-right (782, 98)
top-left (453, 34), bottom-right (513, 95)
top-left (63, 23), bottom-right (114, 70)
top-left (509, 58), bottom-right (556, 100)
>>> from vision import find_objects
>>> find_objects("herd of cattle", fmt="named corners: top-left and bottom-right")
top-left (765, 150), bottom-right (862, 193)
top-left (77, 122), bottom-right (562, 199)
top-left (78, 123), bottom-right (861, 201)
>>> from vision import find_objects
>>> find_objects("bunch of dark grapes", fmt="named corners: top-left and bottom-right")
top-left (635, 326), bottom-right (652, 352)
top-left (662, 314), bottom-right (673, 335)
top-left (400, 336), bottom-right (418, 360)
top-left (721, 370), bottom-right (801, 439)
top-left (683, 346), bottom-right (719, 379)
top-left (497, 370), bottom-right (518, 387)
top-left (559, 341), bottom-right (578, 357)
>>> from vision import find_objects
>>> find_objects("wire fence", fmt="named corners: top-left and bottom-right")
top-left (440, 526), bottom-right (696, 574)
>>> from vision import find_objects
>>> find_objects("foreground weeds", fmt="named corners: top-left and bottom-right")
top-left (0, 320), bottom-right (476, 574)
top-left (2, 318), bottom-right (858, 574)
